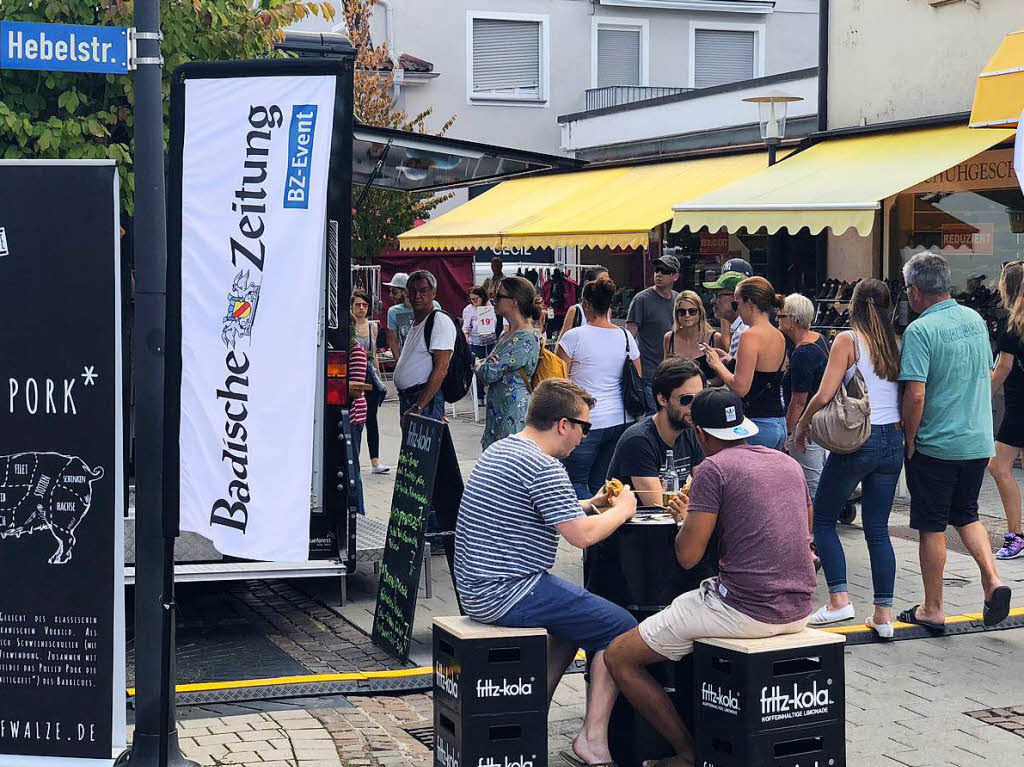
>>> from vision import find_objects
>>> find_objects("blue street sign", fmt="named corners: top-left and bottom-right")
top-left (0, 21), bottom-right (133, 74)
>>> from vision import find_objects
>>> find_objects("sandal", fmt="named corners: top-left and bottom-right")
top-left (895, 605), bottom-right (945, 633)
top-left (984, 585), bottom-right (1012, 627)
top-left (559, 751), bottom-right (617, 767)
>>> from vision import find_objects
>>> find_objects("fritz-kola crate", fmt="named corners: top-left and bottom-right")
top-left (433, 616), bottom-right (548, 767)
top-left (694, 629), bottom-right (846, 732)
top-left (696, 718), bottom-right (846, 767)
top-left (433, 616), bottom-right (547, 717)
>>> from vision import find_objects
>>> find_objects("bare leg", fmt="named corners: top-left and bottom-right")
top-left (989, 444), bottom-right (1023, 534)
top-left (571, 650), bottom-right (617, 766)
top-left (956, 521), bottom-right (1003, 600)
top-left (547, 636), bottom-right (577, 704)
top-left (917, 532), bottom-right (947, 623)
top-left (605, 629), bottom-right (694, 767)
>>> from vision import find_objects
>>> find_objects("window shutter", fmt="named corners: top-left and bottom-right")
top-left (693, 29), bottom-right (756, 89)
top-left (597, 27), bottom-right (641, 88)
top-left (472, 18), bottom-right (541, 96)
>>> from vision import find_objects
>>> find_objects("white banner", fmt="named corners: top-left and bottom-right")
top-left (179, 75), bottom-right (336, 563)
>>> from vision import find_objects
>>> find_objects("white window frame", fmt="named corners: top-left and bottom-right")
top-left (687, 20), bottom-right (766, 89)
top-left (466, 10), bottom-right (550, 107)
top-left (591, 17), bottom-right (650, 90)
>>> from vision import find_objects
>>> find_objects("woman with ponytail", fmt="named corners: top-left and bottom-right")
top-left (478, 276), bottom-right (542, 450)
top-left (990, 261), bottom-right (1024, 560)
top-left (703, 276), bottom-right (789, 449)
top-left (795, 279), bottom-right (902, 638)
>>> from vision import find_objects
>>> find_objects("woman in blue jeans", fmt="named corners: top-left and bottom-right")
top-left (795, 279), bottom-right (903, 639)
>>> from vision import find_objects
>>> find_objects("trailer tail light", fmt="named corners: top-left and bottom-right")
top-left (326, 350), bottom-right (348, 406)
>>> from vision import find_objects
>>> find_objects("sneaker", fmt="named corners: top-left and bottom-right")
top-left (808, 603), bottom-right (856, 625)
top-left (995, 532), bottom-right (1024, 560)
top-left (371, 464), bottom-right (391, 475)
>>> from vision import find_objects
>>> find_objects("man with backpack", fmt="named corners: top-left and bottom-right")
top-left (394, 270), bottom-right (458, 426)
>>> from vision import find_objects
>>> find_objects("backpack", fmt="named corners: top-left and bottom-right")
top-left (425, 309), bottom-right (475, 403)
top-left (519, 341), bottom-right (568, 392)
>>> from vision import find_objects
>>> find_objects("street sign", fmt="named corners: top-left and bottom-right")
top-left (0, 21), bottom-right (133, 74)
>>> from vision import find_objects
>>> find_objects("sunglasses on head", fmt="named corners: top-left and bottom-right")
top-left (676, 307), bottom-right (699, 317)
top-left (562, 416), bottom-right (592, 436)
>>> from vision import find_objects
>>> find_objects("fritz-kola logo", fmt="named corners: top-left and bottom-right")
top-left (701, 683), bottom-right (739, 712)
top-left (476, 677), bottom-right (534, 698)
top-left (207, 103), bottom-right (283, 537)
top-left (477, 756), bottom-right (535, 767)
top-left (436, 739), bottom-right (459, 767)
top-left (435, 662), bottom-right (458, 698)
top-left (761, 679), bottom-right (833, 715)
top-left (222, 269), bottom-right (261, 348)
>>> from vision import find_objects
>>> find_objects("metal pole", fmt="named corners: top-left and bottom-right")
top-left (123, 1), bottom-right (196, 765)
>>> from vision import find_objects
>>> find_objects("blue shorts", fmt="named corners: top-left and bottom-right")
top-left (493, 573), bottom-right (637, 653)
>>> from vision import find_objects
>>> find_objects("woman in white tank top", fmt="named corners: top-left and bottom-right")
top-left (794, 280), bottom-right (904, 639)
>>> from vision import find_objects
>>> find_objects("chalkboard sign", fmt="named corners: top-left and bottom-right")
top-left (371, 415), bottom-right (444, 661)
top-left (0, 162), bottom-right (126, 760)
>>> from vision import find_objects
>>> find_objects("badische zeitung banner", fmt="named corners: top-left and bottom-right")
top-left (176, 72), bottom-right (336, 563)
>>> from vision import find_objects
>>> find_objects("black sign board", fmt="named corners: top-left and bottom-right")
top-left (0, 161), bottom-right (125, 759)
top-left (371, 415), bottom-right (445, 661)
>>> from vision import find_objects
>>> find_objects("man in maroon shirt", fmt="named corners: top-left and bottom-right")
top-left (604, 388), bottom-right (815, 767)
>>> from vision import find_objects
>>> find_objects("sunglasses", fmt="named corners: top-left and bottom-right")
top-left (655, 268), bottom-right (677, 276)
top-left (562, 416), bottom-right (592, 436)
top-left (731, 301), bottom-right (739, 311)
top-left (495, 292), bottom-right (513, 301)
top-left (675, 394), bottom-right (696, 406)
top-left (777, 313), bottom-right (790, 319)
top-left (676, 307), bottom-right (699, 317)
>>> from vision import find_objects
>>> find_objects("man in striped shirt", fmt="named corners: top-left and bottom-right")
top-left (455, 379), bottom-right (638, 767)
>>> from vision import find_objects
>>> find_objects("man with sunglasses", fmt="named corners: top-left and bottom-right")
top-left (703, 270), bottom-right (749, 358)
top-left (455, 379), bottom-right (639, 767)
top-left (606, 358), bottom-right (706, 508)
top-left (627, 255), bottom-right (681, 415)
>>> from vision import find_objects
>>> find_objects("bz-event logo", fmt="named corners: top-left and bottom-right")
top-left (0, 226), bottom-right (9, 257)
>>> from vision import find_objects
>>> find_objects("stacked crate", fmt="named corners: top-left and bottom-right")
top-left (433, 616), bottom-right (548, 767)
top-left (693, 629), bottom-right (847, 767)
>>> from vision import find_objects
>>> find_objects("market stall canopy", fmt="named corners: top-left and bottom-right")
top-left (354, 125), bottom-right (580, 193)
top-left (397, 151), bottom-right (774, 251)
top-left (970, 28), bottom-right (1024, 128)
top-left (670, 125), bottom-right (1013, 237)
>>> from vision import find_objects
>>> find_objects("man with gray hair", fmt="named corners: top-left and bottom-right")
top-left (898, 251), bottom-right (1011, 631)
top-left (393, 270), bottom-right (455, 425)
top-left (779, 293), bottom-right (830, 498)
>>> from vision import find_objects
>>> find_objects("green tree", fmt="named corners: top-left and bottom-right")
top-left (342, 0), bottom-right (455, 262)
top-left (0, 0), bottom-right (334, 214)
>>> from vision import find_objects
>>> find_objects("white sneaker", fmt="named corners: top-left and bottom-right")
top-left (866, 617), bottom-right (894, 640)
top-left (808, 603), bottom-right (856, 625)
top-left (371, 465), bottom-right (391, 475)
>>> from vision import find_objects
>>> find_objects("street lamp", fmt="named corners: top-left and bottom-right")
top-left (743, 91), bottom-right (804, 166)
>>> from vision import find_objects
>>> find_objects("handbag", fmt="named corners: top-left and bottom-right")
top-left (809, 332), bottom-right (871, 454)
top-left (620, 327), bottom-right (647, 419)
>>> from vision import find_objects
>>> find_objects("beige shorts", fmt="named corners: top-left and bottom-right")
top-left (638, 579), bottom-right (809, 662)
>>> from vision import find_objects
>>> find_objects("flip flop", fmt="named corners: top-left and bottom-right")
top-left (984, 585), bottom-right (1012, 627)
top-left (896, 605), bottom-right (945, 633)
top-left (559, 750), bottom-right (617, 767)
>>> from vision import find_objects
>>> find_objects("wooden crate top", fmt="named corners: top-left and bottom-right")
top-left (433, 616), bottom-right (547, 640)
top-left (696, 628), bottom-right (846, 654)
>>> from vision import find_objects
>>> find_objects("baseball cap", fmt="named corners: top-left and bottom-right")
top-left (653, 255), bottom-right (680, 273)
top-left (383, 272), bottom-right (409, 289)
top-left (690, 388), bottom-right (759, 441)
top-left (722, 258), bottom-right (753, 277)
top-left (702, 271), bottom-right (747, 292)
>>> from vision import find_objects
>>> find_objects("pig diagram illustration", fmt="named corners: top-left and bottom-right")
top-left (0, 452), bottom-right (104, 564)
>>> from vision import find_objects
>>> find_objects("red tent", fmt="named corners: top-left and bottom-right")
top-left (376, 248), bottom-right (476, 320)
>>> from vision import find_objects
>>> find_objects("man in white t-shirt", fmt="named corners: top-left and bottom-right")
top-left (394, 270), bottom-right (456, 424)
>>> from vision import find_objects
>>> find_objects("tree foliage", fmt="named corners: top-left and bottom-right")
top-left (0, 0), bottom-right (334, 214)
top-left (342, 0), bottom-right (455, 262)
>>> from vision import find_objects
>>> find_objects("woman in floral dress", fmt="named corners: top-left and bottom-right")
top-left (477, 276), bottom-right (542, 450)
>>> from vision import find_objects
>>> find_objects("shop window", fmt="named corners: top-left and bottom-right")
top-left (691, 26), bottom-right (761, 89)
top-left (468, 13), bottom-right (547, 103)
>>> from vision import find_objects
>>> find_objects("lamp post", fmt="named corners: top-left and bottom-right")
top-left (743, 91), bottom-right (804, 166)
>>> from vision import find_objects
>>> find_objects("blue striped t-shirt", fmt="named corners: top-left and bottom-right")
top-left (454, 435), bottom-right (584, 622)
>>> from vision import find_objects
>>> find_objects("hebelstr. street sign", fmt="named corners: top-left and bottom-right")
top-left (0, 21), bottom-right (134, 74)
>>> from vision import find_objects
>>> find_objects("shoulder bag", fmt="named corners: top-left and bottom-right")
top-left (620, 327), bottom-right (647, 419)
top-left (808, 332), bottom-right (871, 454)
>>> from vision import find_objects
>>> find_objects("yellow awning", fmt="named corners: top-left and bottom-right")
top-left (970, 28), bottom-right (1024, 128)
top-left (671, 125), bottom-right (1013, 237)
top-left (398, 152), bottom-right (773, 251)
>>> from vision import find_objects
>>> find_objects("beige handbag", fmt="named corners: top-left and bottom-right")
top-left (809, 332), bottom-right (871, 454)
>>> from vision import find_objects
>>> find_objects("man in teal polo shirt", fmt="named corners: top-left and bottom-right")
top-left (898, 252), bottom-right (1011, 631)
